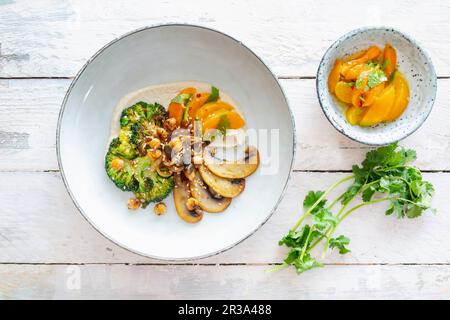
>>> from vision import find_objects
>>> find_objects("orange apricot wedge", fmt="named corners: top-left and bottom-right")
top-left (180, 87), bottom-right (197, 95)
top-left (344, 46), bottom-right (381, 67)
top-left (335, 81), bottom-right (353, 104)
top-left (362, 83), bottom-right (385, 107)
top-left (202, 110), bottom-right (245, 132)
top-left (351, 76), bottom-right (368, 108)
top-left (346, 106), bottom-right (365, 125)
top-left (328, 59), bottom-right (342, 94)
top-left (168, 102), bottom-right (184, 125)
top-left (343, 63), bottom-right (365, 80)
top-left (383, 44), bottom-right (397, 78)
top-left (342, 49), bottom-right (366, 63)
top-left (359, 85), bottom-right (396, 127)
top-left (196, 102), bottom-right (234, 120)
top-left (385, 73), bottom-right (410, 121)
top-left (186, 92), bottom-right (210, 123)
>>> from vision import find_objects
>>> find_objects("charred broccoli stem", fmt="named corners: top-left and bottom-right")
top-left (105, 138), bottom-right (138, 191)
top-left (120, 101), bottom-right (167, 128)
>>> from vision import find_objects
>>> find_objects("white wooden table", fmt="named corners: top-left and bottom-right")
top-left (1, 0), bottom-right (449, 299)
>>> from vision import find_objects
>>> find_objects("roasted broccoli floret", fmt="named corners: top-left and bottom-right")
top-left (130, 121), bottom-right (153, 155)
top-left (120, 101), bottom-right (167, 128)
top-left (133, 156), bottom-right (154, 193)
top-left (105, 138), bottom-right (138, 191)
top-left (135, 171), bottom-right (174, 207)
top-left (115, 126), bottom-right (138, 159)
top-left (106, 100), bottom-right (173, 203)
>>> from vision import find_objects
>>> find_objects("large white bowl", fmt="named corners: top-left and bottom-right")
top-left (57, 25), bottom-right (295, 260)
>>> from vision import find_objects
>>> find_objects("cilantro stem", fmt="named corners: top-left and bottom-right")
top-left (300, 227), bottom-right (313, 260)
top-left (292, 175), bottom-right (353, 231)
top-left (327, 192), bottom-right (345, 210)
top-left (266, 263), bottom-right (289, 273)
top-left (309, 193), bottom-right (357, 254)
top-left (321, 197), bottom-right (398, 251)
top-left (337, 197), bottom-right (395, 223)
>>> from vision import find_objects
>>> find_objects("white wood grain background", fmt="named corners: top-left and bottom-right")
top-left (0, 0), bottom-right (449, 300)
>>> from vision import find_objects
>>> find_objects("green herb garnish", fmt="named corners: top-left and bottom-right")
top-left (171, 93), bottom-right (192, 105)
top-left (271, 143), bottom-right (435, 275)
top-left (367, 69), bottom-right (388, 88)
top-left (356, 65), bottom-right (388, 92)
top-left (206, 86), bottom-right (219, 103)
top-left (216, 114), bottom-right (230, 135)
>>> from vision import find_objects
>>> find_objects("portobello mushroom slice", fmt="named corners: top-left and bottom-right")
top-left (173, 174), bottom-right (203, 223)
top-left (198, 165), bottom-right (245, 198)
top-left (204, 146), bottom-right (260, 179)
top-left (187, 169), bottom-right (232, 213)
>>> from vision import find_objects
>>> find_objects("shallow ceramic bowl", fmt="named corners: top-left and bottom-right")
top-left (317, 27), bottom-right (437, 145)
top-left (57, 25), bottom-right (295, 260)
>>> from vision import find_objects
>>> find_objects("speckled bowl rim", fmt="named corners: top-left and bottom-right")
top-left (316, 26), bottom-right (437, 146)
top-left (56, 23), bottom-right (296, 262)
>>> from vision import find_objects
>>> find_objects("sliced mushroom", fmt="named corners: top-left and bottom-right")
top-left (198, 165), bottom-right (245, 198)
top-left (173, 174), bottom-right (203, 223)
top-left (188, 170), bottom-right (232, 213)
top-left (204, 146), bottom-right (260, 179)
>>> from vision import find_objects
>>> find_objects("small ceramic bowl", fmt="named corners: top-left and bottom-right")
top-left (316, 27), bottom-right (437, 145)
top-left (57, 24), bottom-right (295, 260)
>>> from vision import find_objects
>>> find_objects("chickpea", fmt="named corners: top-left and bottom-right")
top-left (154, 202), bottom-right (167, 216)
top-left (157, 127), bottom-right (169, 141)
top-left (186, 197), bottom-right (200, 211)
top-left (127, 198), bottom-right (141, 210)
top-left (148, 149), bottom-right (162, 161)
top-left (111, 158), bottom-right (124, 170)
top-left (149, 138), bottom-right (161, 149)
top-left (164, 117), bottom-right (177, 131)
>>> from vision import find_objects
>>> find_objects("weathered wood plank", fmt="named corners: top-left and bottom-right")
top-left (0, 171), bottom-right (447, 264)
top-left (1, 264), bottom-right (450, 299)
top-left (0, 0), bottom-right (449, 77)
top-left (0, 79), bottom-right (448, 171)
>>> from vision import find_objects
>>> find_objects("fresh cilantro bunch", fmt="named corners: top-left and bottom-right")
top-left (273, 143), bottom-right (435, 275)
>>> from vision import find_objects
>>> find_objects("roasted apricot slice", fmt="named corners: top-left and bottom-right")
top-left (359, 85), bottom-right (396, 127)
top-left (186, 92), bottom-right (210, 123)
top-left (180, 87), bottom-right (197, 95)
top-left (196, 102), bottom-right (234, 120)
top-left (362, 83), bottom-right (385, 107)
top-left (202, 110), bottom-right (245, 132)
top-left (346, 106), bottom-right (365, 125)
top-left (335, 81), bottom-right (353, 104)
top-left (168, 102), bottom-right (184, 125)
top-left (383, 44), bottom-right (397, 78)
top-left (328, 59), bottom-right (342, 94)
top-left (343, 63), bottom-right (365, 80)
top-left (385, 73), bottom-right (410, 121)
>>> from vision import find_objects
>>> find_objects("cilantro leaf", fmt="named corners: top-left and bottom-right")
top-left (206, 86), bottom-right (219, 103)
top-left (303, 191), bottom-right (326, 210)
top-left (329, 235), bottom-right (351, 254)
top-left (367, 69), bottom-right (388, 88)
